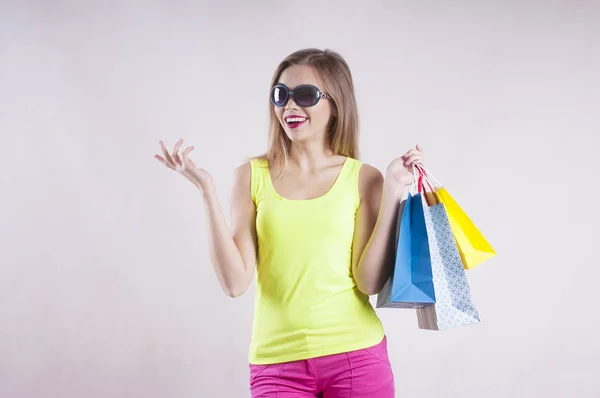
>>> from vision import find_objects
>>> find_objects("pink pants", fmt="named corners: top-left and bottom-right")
top-left (249, 335), bottom-right (395, 397)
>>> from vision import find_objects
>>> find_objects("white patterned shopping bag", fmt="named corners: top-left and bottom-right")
top-left (415, 175), bottom-right (481, 330)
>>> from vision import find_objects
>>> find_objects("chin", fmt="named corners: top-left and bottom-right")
top-left (285, 125), bottom-right (310, 140)
top-left (285, 123), bottom-right (325, 142)
top-left (287, 131), bottom-right (317, 143)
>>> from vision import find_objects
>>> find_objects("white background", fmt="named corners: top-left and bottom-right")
top-left (1, 1), bottom-right (598, 397)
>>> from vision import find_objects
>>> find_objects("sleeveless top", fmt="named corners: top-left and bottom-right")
top-left (248, 156), bottom-right (385, 365)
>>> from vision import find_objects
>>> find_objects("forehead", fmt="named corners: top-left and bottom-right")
top-left (278, 64), bottom-right (323, 89)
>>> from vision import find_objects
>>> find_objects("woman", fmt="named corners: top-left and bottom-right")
top-left (155, 48), bottom-right (425, 397)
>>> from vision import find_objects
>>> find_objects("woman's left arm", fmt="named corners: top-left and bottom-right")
top-left (352, 146), bottom-right (424, 295)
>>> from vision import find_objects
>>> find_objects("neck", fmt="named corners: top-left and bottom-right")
top-left (288, 139), bottom-right (337, 172)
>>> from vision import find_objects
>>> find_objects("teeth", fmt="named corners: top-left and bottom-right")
top-left (286, 117), bottom-right (306, 123)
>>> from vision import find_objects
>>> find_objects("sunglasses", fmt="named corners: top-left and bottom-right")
top-left (270, 84), bottom-right (330, 108)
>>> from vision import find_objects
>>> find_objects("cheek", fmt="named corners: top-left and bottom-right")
top-left (308, 106), bottom-right (332, 125)
top-left (274, 108), bottom-right (285, 123)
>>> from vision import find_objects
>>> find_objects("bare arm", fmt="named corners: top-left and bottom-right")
top-left (351, 164), bottom-right (406, 295)
top-left (202, 162), bottom-right (257, 297)
top-left (155, 140), bottom-right (257, 298)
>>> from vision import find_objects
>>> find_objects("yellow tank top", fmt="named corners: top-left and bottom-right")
top-left (248, 156), bottom-right (385, 365)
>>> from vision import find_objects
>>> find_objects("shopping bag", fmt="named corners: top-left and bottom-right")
top-left (376, 173), bottom-right (436, 309)
top-left (415, 172), bottom-right (481, 330)
top-left (417, 166), bottom-right (495, 270)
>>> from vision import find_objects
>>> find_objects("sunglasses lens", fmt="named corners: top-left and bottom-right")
top-left (271, 86), bottom-right (288, 107)
top-left (294, 86), bottom-right (319, 107)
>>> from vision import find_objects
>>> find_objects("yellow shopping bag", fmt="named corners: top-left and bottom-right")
top-left (418, 167), bottom-right (496, 270)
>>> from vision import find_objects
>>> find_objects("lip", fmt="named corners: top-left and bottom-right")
top-left (284, 114), bottom-right (308, 129)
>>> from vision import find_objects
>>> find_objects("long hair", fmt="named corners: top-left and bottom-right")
top-left (255, 48), bottom-right (360, 178)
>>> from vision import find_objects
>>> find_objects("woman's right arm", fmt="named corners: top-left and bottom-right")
top-left (202, 162), bottom-right (257, 298)
top-left (155, 139), bottom-right (257, 298)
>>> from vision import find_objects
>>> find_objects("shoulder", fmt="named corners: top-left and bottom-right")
top-left (230, 162), bottom-right (257, 216)
top-left (232, 161), bottom-right (252, 196)
top-left (234, 161), bottom-right (252, 180)
top-left (357, 162), bottom-right (384, 202)
top-left (233, 159), bottom-right (270, 203)
top-left (358, 162), bottom-right (384, 186)
top-left (234, 158), bottom-right (267, 179)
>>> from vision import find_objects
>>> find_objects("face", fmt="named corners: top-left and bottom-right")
top-left (273, 64), bottom-right (334, 144)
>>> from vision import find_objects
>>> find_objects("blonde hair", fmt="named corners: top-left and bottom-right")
top-left (254, 48), bottom-right (360, 178)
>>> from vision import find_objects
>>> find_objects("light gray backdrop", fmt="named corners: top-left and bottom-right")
top-left (1, 1), bottom-right (598, 397)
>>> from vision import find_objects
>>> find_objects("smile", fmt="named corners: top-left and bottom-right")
top-left (285, 116), bottom-right (308, 129)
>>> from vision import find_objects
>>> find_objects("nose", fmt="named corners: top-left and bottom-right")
top-left (284, 96), bottom-right (300, 111)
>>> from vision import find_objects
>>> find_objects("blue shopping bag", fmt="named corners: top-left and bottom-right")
top-left (376, 191), bottom-right (436, 309)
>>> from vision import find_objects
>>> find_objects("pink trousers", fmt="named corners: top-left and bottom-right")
top-left (249, 336), bottom-right (395, 397)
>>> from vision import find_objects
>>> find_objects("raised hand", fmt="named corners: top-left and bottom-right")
top-left (154, 139), bottom-right (213, 191)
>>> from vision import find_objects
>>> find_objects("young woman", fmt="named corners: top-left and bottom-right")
top-left (155, 48), bottom-right (425, 397)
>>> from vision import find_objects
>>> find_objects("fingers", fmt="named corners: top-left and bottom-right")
top-left (402, 151), bottom-right (417, 161)
top-left (159, 140), bottom-right (176, 166)
top-left (402, 149), bottom-right (420, 159)
top-left (402, 144), bottom-right (425, 166)
top-left (181, 145), bottom-right (195, 168)
top-left (172, 139), bottom-right (184, 166)
top-left (404, 154), bottom-right (424, 166)
top-left (157, 139), bottom-right (190, 169)
top-left (154, 154), bottom-right (176, 170)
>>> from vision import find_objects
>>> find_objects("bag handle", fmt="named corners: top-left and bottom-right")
top-left (409, 165), bottom-right (418, 195)
top-left (417, 169), bottom-right (435, 193)
top-left (415, 165), bottom-right (442, 187)
top-left (416, 166), bottom-right (438, 207)
top-left (418, 172), bottom-right (433, 207)
top-left (416, 165), bottom-right (441, 193)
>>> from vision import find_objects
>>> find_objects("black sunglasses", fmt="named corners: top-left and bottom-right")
top-left (270, 84), bottom-right (330, 108)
